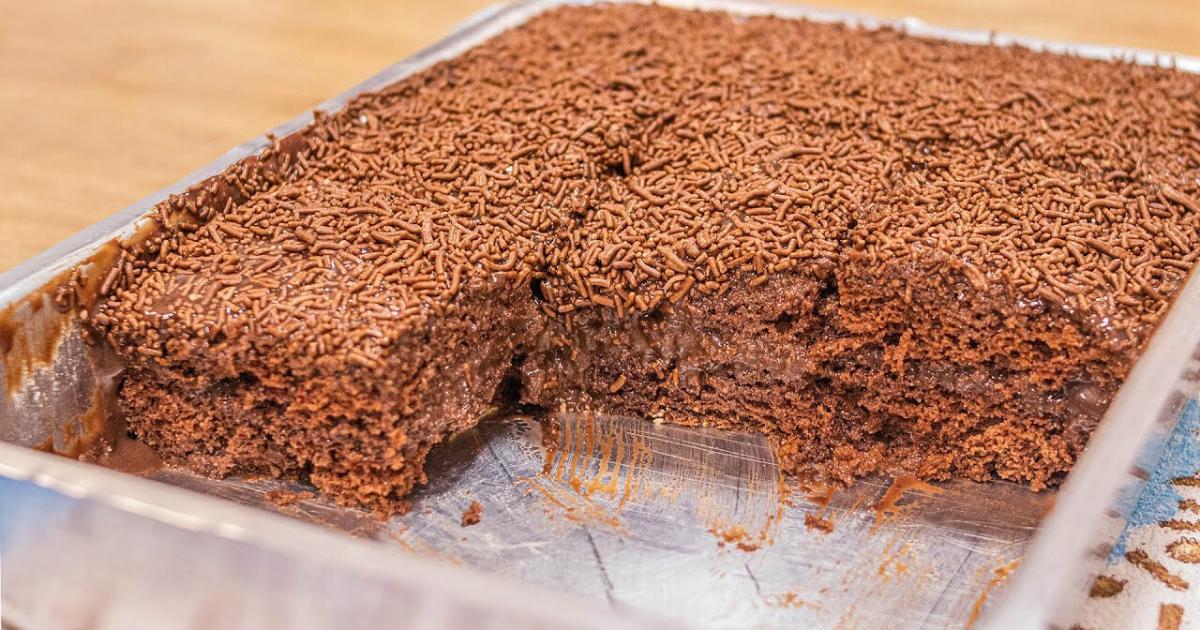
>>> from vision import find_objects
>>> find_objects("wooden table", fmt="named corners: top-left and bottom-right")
top-left (1, 0), bottom-right (1197, 272)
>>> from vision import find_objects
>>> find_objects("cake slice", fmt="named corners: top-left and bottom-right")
top-left (91, 5), bottom-right (1200, 513)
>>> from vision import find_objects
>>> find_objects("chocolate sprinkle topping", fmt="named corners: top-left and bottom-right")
top-left (99, 6), bottom-right (1200, 356)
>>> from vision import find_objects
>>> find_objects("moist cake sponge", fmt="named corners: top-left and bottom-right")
top-left (89, 5), bottom-right (1200, 513)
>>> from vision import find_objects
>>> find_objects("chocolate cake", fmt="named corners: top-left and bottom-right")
top-left (88, 5), bottom-right (1200, 514)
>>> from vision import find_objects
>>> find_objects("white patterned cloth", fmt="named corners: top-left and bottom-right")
top-left (1073, 401), bottom-right (1200, 629)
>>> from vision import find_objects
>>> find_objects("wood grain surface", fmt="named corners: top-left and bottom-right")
top-left (1, 0), bottom-right (1197, 272)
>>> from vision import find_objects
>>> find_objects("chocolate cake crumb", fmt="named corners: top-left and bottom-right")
top-left (90, 5), bottom-right (1200, 514)
top-left (265, 489), bottom-right (316, 508)
top-left (804, 514), bottom-right (834, 534)
top-left (461, 500), bottom-right (483, 527)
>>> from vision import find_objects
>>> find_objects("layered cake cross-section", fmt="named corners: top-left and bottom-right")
top-left (88, 5), bottom-right (1200, 514)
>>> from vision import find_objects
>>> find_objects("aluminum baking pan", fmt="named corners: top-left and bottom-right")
top-left (3, 1), bottom-right (1199, 629)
